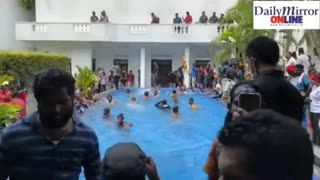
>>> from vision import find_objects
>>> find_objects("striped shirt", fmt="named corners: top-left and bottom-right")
top-left (0, 112), bottom-right (102, 180)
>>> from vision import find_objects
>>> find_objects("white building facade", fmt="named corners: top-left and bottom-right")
top-left (15, 0), bottom-right (238, 88)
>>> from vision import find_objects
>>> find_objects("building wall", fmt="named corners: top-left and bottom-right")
top-left (36, 0), bottom-right (237, 24)
top-left (0, 0), bottom-right (35, 50)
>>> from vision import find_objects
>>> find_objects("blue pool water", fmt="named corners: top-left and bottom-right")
top-left (79, 88), bottom-right (227, 180)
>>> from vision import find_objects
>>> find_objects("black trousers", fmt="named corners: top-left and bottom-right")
top-left (310, 112), bottom-right (320, 146)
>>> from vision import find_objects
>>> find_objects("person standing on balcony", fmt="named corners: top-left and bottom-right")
top-left (151, 13), bottom-right (160, 24)
top-left (183, 12), bottom-right (193, 24)
top-left (199, 11), bottom-right (208, 24)
top-left (209, 12), bottom-right (218, 23)
top-left (218, 13), bottom-right (225, 24)
top-left (99, 11), bottom-right (109, 23)
top-left (90, 11), bottom-right (99, 23)
top-left (173, 13), bottom-right (182, 33)
top-left (173, 13), bottom-right (182, 24)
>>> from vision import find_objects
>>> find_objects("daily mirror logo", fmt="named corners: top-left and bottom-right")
top-left (253, 1), bottom-right (320, 29)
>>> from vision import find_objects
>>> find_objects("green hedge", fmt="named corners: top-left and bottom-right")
top-left (0, 51), bottom-right (71, 87)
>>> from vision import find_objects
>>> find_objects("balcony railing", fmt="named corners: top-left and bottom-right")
top-left (16, 22), bottom-right (227, 43)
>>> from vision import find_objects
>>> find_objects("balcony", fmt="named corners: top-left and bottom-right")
top-left (16, 22), bottom-right (228, 43)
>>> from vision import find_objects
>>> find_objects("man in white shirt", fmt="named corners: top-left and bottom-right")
top-left (296, 48), bottom-right (310, 74)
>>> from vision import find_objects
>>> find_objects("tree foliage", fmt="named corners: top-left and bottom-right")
top-left (0, 51), bottom-right (70, 88)
top-left (18, 0), bottom-right (35, 10)
top-left (0, 104), bottom-right (21, 128)
top-left (213, 0), bottom-right (276, 64)
top-left (75, 66), bottom-right (97, 98)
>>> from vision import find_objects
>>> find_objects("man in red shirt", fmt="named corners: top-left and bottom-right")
top-left (183, 12), bottom-right (193, 24)
top-left (127, 70), bottom-right (135, 87)
top-left (0, 86), bottom-right (11, 103)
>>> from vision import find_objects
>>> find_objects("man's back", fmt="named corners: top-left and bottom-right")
top-left (253, 70), bottom-right (304, 121)
top-left (0, 113), bottom-right (102, 180)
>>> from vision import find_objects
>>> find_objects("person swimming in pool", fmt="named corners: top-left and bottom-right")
top-left (144, 91), bottom-right (151, 100)
top-left (189, 98), bottom-right (199, 110)
top-left (125, 88), bottom-right (131, 96)
top-left (103, 107), bottom-right (113, 120)
top-left (129, 96), bottom-right (138, 104)
top-left (171, 90), bottom-right (179, 104)
top-left (117, 113), bottom-right (133, 128)
top-left (155, 99), bottom-right (171, 110)
top-left (106, 95), bottom-right (117, 104)
top-left (172, 105), bottom-right (180, 119)
top-left (153, 89), bottom-right (160, 97)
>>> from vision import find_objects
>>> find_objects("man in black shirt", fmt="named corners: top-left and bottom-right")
top-left (245, 36), bottom-right (304, 122)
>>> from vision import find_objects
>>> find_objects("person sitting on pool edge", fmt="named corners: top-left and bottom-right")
top-left (172, 105), bottom-right (180, 119)
top-left (129, 96), bottom-right (138, 104)
top-left (106, 95), bottom-right (117, 104)
top-left (144, 91), bottom-right (151, 100)
top-left (189, 98), bottom-right (199, 110)
top-left (155, 99), bottom-right (171, 110)
top-left (103, 107), bottom-right (113, 120)
top-left (171, 90), bottom-right (179, 104)
top-left (117, 113), bottom-right (133, 128)
top-left (102, 142), bottom-right (161, 180)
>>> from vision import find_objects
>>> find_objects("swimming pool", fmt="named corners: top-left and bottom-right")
top-left (79, 88), bottom-right (227, 180)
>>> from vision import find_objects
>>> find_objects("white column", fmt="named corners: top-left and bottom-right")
top-left (184, 47), bottom-right (190, 88)
top-left (140, 48), bottom-right (146, 88)
top-left (71, 47), bottom-right (92, 76)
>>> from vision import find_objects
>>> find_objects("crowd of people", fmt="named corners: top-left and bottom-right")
top-left (0, 83), bottom-right (27, 120)
top-left (0, 36), bottom-right (319, 180)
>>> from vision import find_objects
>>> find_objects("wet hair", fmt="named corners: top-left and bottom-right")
top-left (172, 90), bottom-right (177, 94)
top-left (33, 68), bottom-right (75, 100)
top-left (107, 95), bottom-right (113, 99)
top-left (218, 110), bottom-right (313, 180)
top-left (173, 106), bottom-right (179, 113)
top-left (189, 98), bottom-right (194, 103)
top-left (104, 108), bottom-right (110, 114)
top-left (144, 91), bottom-right (149, 96)
top-left (131, 96), bottom-right (136, 101)
top-left (162, 100), bottom-right (167, 105)
top-left (245, 36), bottom-right (279, 66)
top-left (153, 90), bottom-right (158, 95)
top-left (126, 88), bottom-right (131, 94)
top-left (117, 113), bottom-right (124, 119)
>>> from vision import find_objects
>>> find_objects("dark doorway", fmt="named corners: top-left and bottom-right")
top-left (195, 60), bottom-right (210, 68)
top-left (114, 59), bottom-right (128, 72)
top-left (151, 59), bottom-right (172, 87)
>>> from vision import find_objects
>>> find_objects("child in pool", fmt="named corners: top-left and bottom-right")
top-left (171, 90), bottom-right (179, 104)
top-left (117, 113), bottom-right (133, 128)
top-left (172, 105), bottom-right (180, 119)
top-left (189, 98), bottom-right (199, 110)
